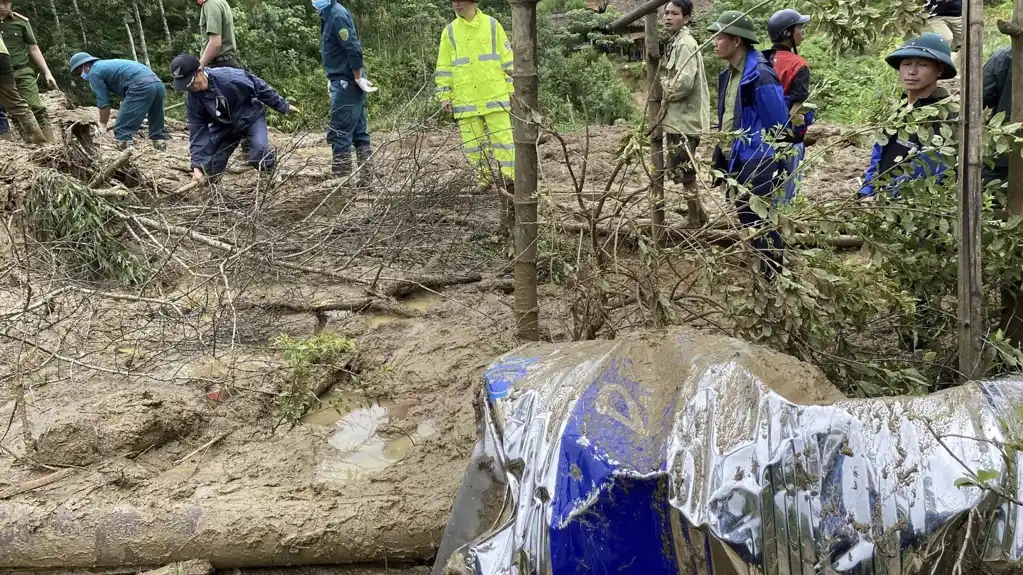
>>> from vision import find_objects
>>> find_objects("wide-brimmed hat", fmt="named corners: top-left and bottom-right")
top-left (886, 33), bottom-right (957, 79)
top-left (69, 52), bottom-right (100, 74)
top-left (707, 10), bottom-right (758, 44)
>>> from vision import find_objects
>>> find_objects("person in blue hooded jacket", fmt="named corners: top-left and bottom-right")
top-left (859, 34), bottom-right (957, 199)
top-left (170, 53), bottom-right (300, 183)
top-left (314, 0), bottom-right (376, 184)
top-left (707, 10), bottom-right (790, 279)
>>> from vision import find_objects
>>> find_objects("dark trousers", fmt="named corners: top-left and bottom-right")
top-left (718, 148), bottom-right (784, 279)
top-left (205, 118), bottom-right (275, 178)
top-left (113, 81), bottom-right (168, 143)
top-left (327, 78), bottom-right (371, 158)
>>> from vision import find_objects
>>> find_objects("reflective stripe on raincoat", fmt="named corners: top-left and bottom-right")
top-left (434, 9), bottom-right (514, 119)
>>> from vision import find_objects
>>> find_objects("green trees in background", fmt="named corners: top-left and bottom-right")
top-left (15, 0), bottom-right (636, 129)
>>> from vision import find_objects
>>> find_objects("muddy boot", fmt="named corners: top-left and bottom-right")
top-left (355, 145), bottom-right (374, 189)
top-left (40, 123), bottom-right (57, 144)
top-left (684, 181), bottom-right (708, 227)
top-left (332, 152), bottom-right (353, 180)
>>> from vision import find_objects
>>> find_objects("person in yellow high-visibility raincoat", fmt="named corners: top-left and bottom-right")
top-left (435, 0), bottom-right (514, 191)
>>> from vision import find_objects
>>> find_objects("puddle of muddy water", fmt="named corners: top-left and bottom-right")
top-left (368, 290), bottom-right (442, 329)
top-left (306, 396), bottom-right (437, 486)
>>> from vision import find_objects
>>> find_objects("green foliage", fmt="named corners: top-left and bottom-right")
top-left (273, 332), bottom-right (358, 425)
top-left (25, 172), bottom-right (148, 284)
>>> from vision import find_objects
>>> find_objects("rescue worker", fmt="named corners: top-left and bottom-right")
top-left (859, 34), bottom-right (957, 198)
top-left (0, 0), bottom-right (59, 142)
top-left (660, 0), bottom-right (710, 227)
top-left (707, 10), bottom-right (789, 279)
top-left (922, 0), bottom-right (961, 69)
top-left (70, 53), bottom-right (169, 151)
top-left (435, 0), bottom-right (515, 193)
top-left (315, 0), bottom-right (377, 184)
top-left (982, 47), bottom-right (1012, 185)
top-left (0, 33), bottom-right (44, 144)
top-left (198, 0), bottom-right (241, 69)
top-left (764, 8), bottom-right (815, 204)
top-left (170, 53), bottom-right (300, 183)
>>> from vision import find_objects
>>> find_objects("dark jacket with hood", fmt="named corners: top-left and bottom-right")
top-left (713, 48), bottom-right (790, 193)
top-left (860, 88), bottom-right (957, 197)
top-left (983, 47), bottom-right (1012, 180)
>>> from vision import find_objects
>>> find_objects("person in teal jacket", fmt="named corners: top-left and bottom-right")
top-left (70, 52), bottom-right (168, 150)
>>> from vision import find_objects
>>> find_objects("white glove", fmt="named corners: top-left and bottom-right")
top-left (355, 78), bottom-right (378, 93)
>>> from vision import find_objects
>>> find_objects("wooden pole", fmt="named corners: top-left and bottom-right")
top-left (958, 0), bottom-right (984, 381)
top-left (509, 0), bottom-right (540, 341)
top-left (997, 1), bottom-right (1023, 344)
top-left (607, 0), bottom-right (666, 33)
top-left (645, 12), bottom-right (665, 244)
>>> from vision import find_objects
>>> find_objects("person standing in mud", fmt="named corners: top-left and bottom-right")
top-left (0, 33), bottom-right (44, 145)
top-left (859, 34), bottom-right (957, 198)
top-left (70, 53), bottom-right (170, 151)
top-left (315, 0), bottom-right (377, 185)
top-left (0, 0), bottom-right (60, 143)
top-left (763, 8), bottom-right (815, 204)
top-left (707, 10), bottom-right (789, 280)
top-left (660, 0), bottom-right (710, 227)
top-left (435, 0), bottom-right (516, 233)
top-left (170, 53), bottom-right (300, 183)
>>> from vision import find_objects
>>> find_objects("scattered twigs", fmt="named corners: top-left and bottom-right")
top-left (88, 149), bottom-right (133, 188)
top-left (174, 431), bottom-right (231, 466)
top-left (0, 468), bottom-right (74, 500)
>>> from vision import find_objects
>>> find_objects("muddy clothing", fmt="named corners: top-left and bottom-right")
top-left (660, 27), bottom-right (710, 137)
top-left (185, 66), bottom-right (290, 176)
top-left (200, 0), bottom-right (239, 61)
top-left (0, 12), bottom-right (35, 70)
top-left (860, 88), bottom-right (957, 197)
top-left (0, 38), bottom-right (44, 144)
top-left (983, 47), bottom-right (1012, 183)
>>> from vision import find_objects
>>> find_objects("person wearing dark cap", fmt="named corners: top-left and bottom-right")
top-left (859, 33), bottom-right (957, 198)
top-left (170, 53), bottom-right (300, 183)
top-left (660, 0), bottom-right (710, 226)
top-left (70, 52), bottom-right (168, 150)
top-left (763, 8), bottom-right (815, 204)
top-left (707, 10), bottom-right (790, 279)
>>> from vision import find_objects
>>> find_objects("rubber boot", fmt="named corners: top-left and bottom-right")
top-left (40, 123), bottom-right (57, 144)
top-left (332, 152), bottom-right (352, 179)
top-left (355, 145), bottom-right (374, 188)
top-left (684, 180), bottom-right (708, 227)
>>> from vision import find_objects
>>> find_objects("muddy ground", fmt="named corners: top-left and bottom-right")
top-left (0, 97), bottom-right (870, 570)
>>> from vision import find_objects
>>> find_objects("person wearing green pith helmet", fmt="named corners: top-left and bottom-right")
top-left (707, 10), bottom-right (789, 280)
top-left (70, 52), bottom-right (169, 151)
top-left (859, 33), bottom-right (958, 198)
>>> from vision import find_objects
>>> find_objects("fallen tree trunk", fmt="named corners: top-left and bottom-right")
top-left (234, 297), bottom-right (422, 318)
top-left (383, 273), bottom-right (484, 298)
top-left (141, 560), bottom-right (213, 575)
top-left (0, 498), bottom-right (438, 569)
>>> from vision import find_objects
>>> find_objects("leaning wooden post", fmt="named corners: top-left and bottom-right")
top-left (509, 0), bottom-right (540, 341)
top-left (958, 0), bottom-right (984, 381)
top-left (645, 12), bottom-right (665, 243)
top-left (997, 1), bottom-right (1023, 344)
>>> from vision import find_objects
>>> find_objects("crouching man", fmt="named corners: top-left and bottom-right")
top-left (170, 53), bottom-right (299, 183)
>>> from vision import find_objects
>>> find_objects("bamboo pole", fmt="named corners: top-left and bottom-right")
top-left (509, 0), bottom-right (540, 341)
top-left (958, 0), bottom-right (984, 381)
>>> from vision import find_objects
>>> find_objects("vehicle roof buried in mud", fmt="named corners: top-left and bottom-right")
top-left (432, 329), bottom-right (1023, 574)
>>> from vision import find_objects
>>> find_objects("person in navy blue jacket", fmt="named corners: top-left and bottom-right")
top-left (707, 10), bottom-right (790, 280)
top-left (314, 0), bottom-right (376, 184)
top-left (170, 53), bottom-right (300, 183)
top-left (859, 34), bottom-right (957, 199)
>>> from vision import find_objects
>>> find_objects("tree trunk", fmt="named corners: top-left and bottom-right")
top-left (125, 19), bottom-right (139, 62)
top-left (509, 0), bottom-right (540, 342)
top-left (157, 0), bottom-right (172, 44)
top-left (999, 0), bottom-right (1023, 345)
top-left (958, 0), bottom-right (984, 381)
top-left (132, 0), bottom-right (151, 68)
top-left (645, 12), bottom-right (665, 245)
top-left (46, 0), bottom-right (63, 45)
top-left (69, 0), bottom-right (87, 47)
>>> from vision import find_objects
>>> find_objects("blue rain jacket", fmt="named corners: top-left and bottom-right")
top-left (715, 49), bottom-right (790, 173)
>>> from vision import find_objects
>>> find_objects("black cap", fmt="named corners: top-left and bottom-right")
top-left (170, 54), bottom-right (201, 91)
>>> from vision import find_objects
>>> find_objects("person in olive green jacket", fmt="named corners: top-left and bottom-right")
top-left (660, 0), bottom-right (711, 226)
top-left (0, 0), bottom-right (59, 142)
top-left (0, 33), bottom-right (44, 144)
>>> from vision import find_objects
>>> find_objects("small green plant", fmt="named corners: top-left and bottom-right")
top-left (274, 333), bottom-right (358, 426)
